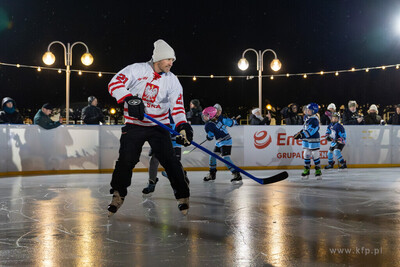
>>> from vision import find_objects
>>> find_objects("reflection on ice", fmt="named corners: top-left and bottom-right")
top-left (0, 169), bottom-right (399, 266)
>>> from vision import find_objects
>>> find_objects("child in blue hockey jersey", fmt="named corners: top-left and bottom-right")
top-left (294, 103), bottom-right (322, 179)
top-left (324, 112), bottom-right (347, 169)
top-left (202, 106), bottom-right (242, 184)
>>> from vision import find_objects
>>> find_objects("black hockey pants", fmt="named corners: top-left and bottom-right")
top-left (110, 124), bottom-right (190, 199)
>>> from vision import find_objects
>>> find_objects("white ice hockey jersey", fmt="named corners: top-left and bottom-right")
top-left (108, 62), bottom-right (187, 127)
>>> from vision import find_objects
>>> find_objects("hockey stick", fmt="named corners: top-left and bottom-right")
top-left (144, 114), bottom-right (288, 185)
top-left (183, 139), bottom-right (207, 154)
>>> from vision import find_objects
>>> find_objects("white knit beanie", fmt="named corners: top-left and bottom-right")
top-left (152, 39), bottom-right (176, 62)
top-left (252, 108), bottom-right (260, 115)
top-left (368, 104), bottom-right (378, 114)
top-left (327, 103), bottom-right (336, 111)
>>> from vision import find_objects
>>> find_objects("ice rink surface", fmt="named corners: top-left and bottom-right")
top-left (0, 168), bottom-right (399, 266)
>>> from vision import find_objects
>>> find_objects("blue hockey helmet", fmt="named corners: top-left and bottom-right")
top-left (306, 103), bottom-right (319, 114)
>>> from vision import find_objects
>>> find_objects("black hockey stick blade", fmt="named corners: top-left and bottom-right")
top-left (260, 171), bottom-right (289, 184)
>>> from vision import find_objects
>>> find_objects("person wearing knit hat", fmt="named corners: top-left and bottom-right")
top-left (364, 104), bottom-right (384, 125)
top-left (152, 39), bottom-right (176, 62)
top-left (388, 104), bottom-right (400, 125)
top-left (249, 108), bottom-right (271, 125)
top-left (342, 100), bottom-right (364, 125)
top-left (81, 96), bottom-right (105, 125)
top-left (321, 103), bottom-right (336, 125)
top-left (107, 39), bottom-right (192, 216)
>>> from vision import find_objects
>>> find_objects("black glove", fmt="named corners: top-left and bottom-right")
top-left (125, 95), bottom-right (144, 120)
top-left (175, 123), bottom-right (193, 147)
top-left (325, 135), bottom-right (333, 141)
top-left (206, 135), bottom-right (213, 141)
top-left (293, 131), bottom-right (304, 140)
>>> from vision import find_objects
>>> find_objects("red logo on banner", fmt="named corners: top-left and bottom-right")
top-left (142, 83), bottom-right (159, 103)
top-left (254, 131), bottom-right (272, 149)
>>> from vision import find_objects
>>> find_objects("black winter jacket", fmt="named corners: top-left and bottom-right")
top-left (342, 109), bottom-right (365, 125)
top-left (186, 108), bottom-right (204, 125)
top-left (81, 105), bottom-right (105, 124)
top-left (249, 114), bottom-right (270, 125)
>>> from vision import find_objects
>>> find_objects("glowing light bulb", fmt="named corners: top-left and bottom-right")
top-left (98, 72), bottom-right (102, 77)
top-left (110, 108), bottom-right (116, 115)
top-left (16, 64), bottom-right (20, 68)
top-left (335, 71), bottom-right (339, 76)
top-left (228, 76), bottom-right (232, 81)
top-left (397, 65), bottom-right (400, 69)
top-left (303, 74), bottom-right (307, 78)
top-left (365, 68), bottom-right (369, 72)
top-left (81, 53), bottom-right (94, 66)
top-left (42, 51), bottom-right (55, 65)
top-left (210, 74), bottom-right (214, 78)
top-left (78, 70), bottom-right (82, 75)
top-left (286, 73), bottom-right (290, 77)
top-left (382, 66), bottom-right (386, 70)
top-left (270, 59), bottom-right (282, 71)
top-left (238, 58), bottom-right (249, 70)
top-left (193, 76), bottom-right (197, 81)
top-left (351, 67), bottom-right (355, 72)
top-left (270, 76), bottom-right (274, 80)
top-left (58, 69), bottom-right (62, 73)
top-left (37, 67), bottom-right (41, 72)
top-left (320, 71), bottom-right (324, 75)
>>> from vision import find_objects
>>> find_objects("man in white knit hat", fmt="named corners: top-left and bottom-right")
top-left (107, 39), bottom-right (193, 216)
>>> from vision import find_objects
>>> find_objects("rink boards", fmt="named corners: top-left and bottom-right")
top-left (0, 125), bottom-right (400, 175)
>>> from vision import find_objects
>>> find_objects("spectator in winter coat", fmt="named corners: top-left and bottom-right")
top-left (249, 108), bottom-right (271, 125)
top-left (186, 99), bottom-right (204, 125)
top-left (388, 104), bottom-right (400, 125)
top-left (0, 97), bottom-right (24, 124)
top-left (342, 100), bottom-right (365, 125)
top-left (34, 103), bottom-right (63, 129)
top-left (81, 96), bottom-right (105, 124)
top-left (364, 104), bottom-right (384, 125)
top-left (321, 103), bottom-right (336, 125)
top-left (281, 103), bottom-right (303, 125)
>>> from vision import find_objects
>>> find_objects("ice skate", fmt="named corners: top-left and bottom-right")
top-left (339, 161), bottom-right (347, 170)
top-left (177, 198), bottom-right (189, 215)
top-left (324, 161), bottom-right (335, 170)
top-left (204, 169), bottom-right (217, 182)
top-left (230, 171), bottom-right (243, 185)
top-left (301, 166), bottom-right (310, 180)
top-left (107, 190), bottom-right (125, 217)
top-left (142, 178), bottom-right (159, 197)
top-left (315, 166), bottom-right (322, 180)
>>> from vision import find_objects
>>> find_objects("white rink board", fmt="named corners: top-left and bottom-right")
top-left (0, 124), bottom-right (399, 173)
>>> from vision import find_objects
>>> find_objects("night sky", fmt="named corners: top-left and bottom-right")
top-left (1, 0), bottom-right (400, 117)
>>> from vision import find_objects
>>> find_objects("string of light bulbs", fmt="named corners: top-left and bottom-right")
top-left (1, 61), bottom-right (399, 81)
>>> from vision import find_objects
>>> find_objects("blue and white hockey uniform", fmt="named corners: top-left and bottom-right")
top-left (205, 116), bottom-right (234, 147)
top-left (301, 115), bottom-right (320, 150)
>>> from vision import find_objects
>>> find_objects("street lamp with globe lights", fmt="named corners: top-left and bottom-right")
top-left (42, 41), bottom-right (93, 124)
top-left (238, 48), bottom-right (281, 113)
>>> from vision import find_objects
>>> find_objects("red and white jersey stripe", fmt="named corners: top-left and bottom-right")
top-left (108, 62), bottom-right (187, 127)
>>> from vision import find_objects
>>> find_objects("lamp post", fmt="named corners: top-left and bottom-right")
top-left (42, 41), bottom-right (93, 124)
top-left (238, 48), bottom-right (281, 113)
